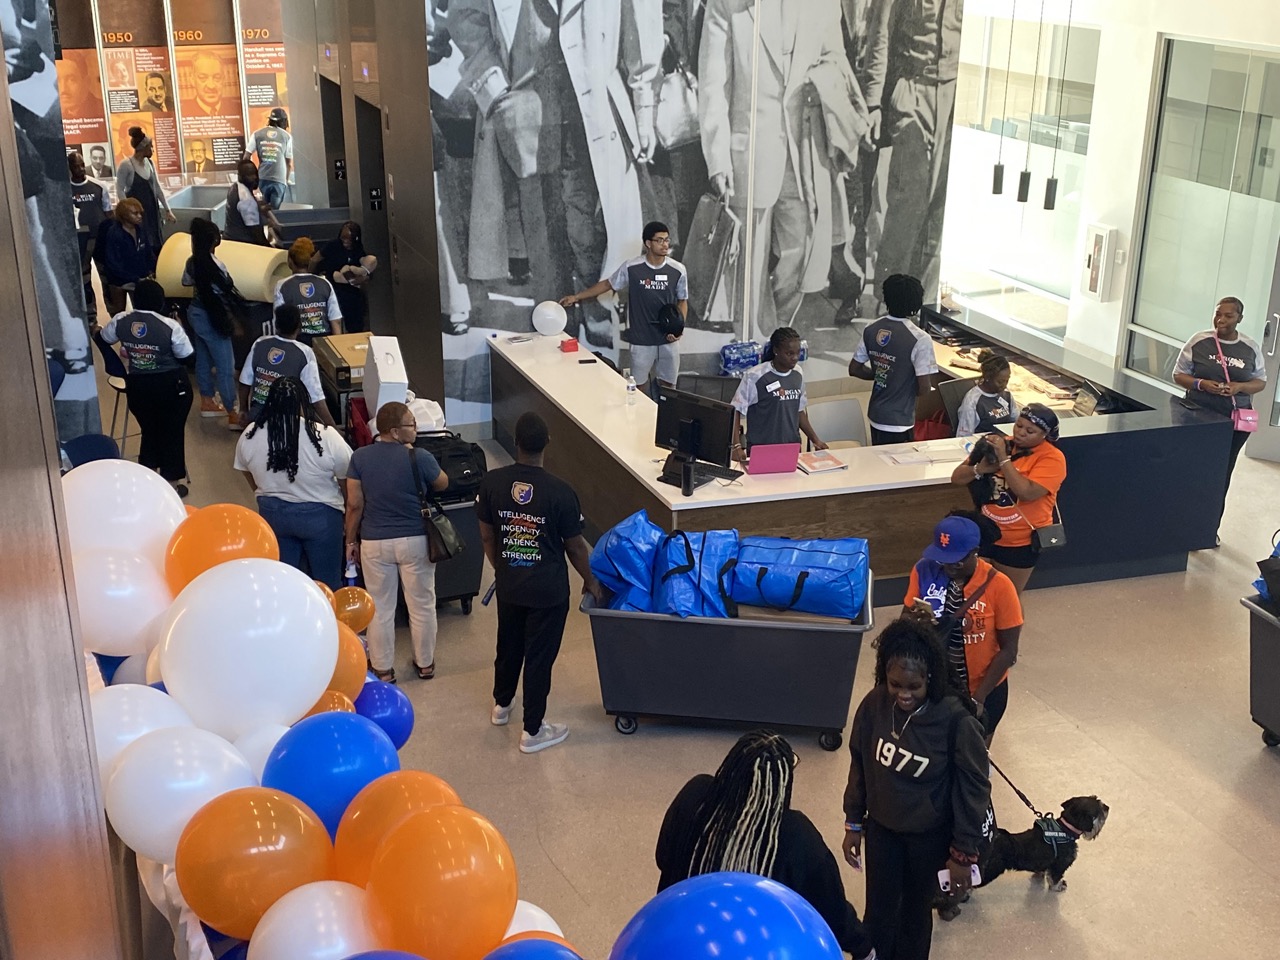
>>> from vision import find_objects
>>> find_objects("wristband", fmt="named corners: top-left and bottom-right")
top-left (998, 458), bottom-right (1011, 467)
top-left (844, 822), bottom-right (862, 832)
top-left (1195, 379), bottom-right (1203, 392)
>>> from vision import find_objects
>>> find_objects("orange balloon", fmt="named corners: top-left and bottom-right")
top-left (164, 503), bottom-right (280, 595)
top-left (329, 623), bottom-right (368, 702)
top-left (334, 586), bottom-right (375, 633)
top-left (174, 787), bottom-right (334, 940)
top-left (334, 770), bottom-right (461, 887)
top-left (184, 505), bottom-right (199, 517)
top-left (502, 932), bottom-right (581, 954)
top-left (314, 580), bottom-right (337, 611)
top-left (303, 688), bottom-right (356, 718)
top-left (366, 805), bottom-right (517, 960)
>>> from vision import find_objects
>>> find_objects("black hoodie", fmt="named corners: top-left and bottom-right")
top-left (843, 686), bottom-right (991, 856)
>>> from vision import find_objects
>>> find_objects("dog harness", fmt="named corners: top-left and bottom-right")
top-left (1036, 816), bottom-right (1079, 855)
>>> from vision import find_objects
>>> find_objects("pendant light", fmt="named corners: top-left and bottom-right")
top-left (1045, 0), bottom-right (1075, 210)
top-left (1019, 0), bottom-right (1047, 203)
top-left (993, 0), bottom-right (1018, 194)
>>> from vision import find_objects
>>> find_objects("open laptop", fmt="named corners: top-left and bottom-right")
top-left (747, 442), bottom-right (802, 475)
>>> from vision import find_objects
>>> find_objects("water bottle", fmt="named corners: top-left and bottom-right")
top-left (800, 339), bottom-right (809, 363)
top-left (344, 560), bottom-right (358, 586)
top-left (625, 369), bottom-right (638, 405)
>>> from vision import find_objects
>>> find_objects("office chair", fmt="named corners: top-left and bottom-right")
top-left (803, 395), bottom-right (869, 449)
top-left (63, 433), bottom-right (121, 468)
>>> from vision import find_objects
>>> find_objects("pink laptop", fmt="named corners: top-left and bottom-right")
top-left (747, 442), bottom-right (802, 475)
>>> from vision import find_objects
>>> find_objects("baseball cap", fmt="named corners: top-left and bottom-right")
top-left (923, 516), bottom-right (980, 564)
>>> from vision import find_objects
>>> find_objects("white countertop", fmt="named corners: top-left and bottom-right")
top-left (490, 335), bottom-right (965, 511)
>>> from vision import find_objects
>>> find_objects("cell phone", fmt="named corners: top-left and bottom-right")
top-left (578, 357), bottom-right (597, 364)
top-left (1178, 397), bottom-right (1200, 410)
top-left (937, 865), bottom-right (982, 892)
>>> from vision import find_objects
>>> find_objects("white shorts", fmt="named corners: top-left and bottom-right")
top-left (630, 342), bottom-right (680, 385)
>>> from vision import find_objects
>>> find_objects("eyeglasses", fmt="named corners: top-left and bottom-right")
top-left (648, 237), bottom-right (671, 246)
top-left (398, 420), bottom-right (416, 429)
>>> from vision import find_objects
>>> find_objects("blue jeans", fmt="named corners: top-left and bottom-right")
top-left (187, 302), bottom-right (238, 411)
top-left (260, 180), bottom-right (289, 209)
top-left (257, 497), bottom-right (345, 589)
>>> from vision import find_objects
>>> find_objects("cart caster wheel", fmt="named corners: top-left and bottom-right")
top-left (615, 716), bottom-right (638, 735)
top-left (819, 731), bottom-right (842, 751)
top-left (461, 597), bottom-right (473, 615)
top-left (1263, 729), bottom-right (1280, 748)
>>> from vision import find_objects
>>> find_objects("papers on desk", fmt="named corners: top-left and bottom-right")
top-left (879, 441), bottom-right (970, 466)
top-left (797, 450), bottom-right (849, 474)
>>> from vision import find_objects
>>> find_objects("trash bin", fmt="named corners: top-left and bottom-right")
top-left (1240, 594), bottom-right (1280, 747)
top-left (582, 569), bottom-right (874, 750)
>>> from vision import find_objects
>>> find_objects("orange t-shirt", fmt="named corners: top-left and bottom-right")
top-left (980, 442), bottom-right (1067, 547)
top-left (905, 559), bottom-right (1024, 695)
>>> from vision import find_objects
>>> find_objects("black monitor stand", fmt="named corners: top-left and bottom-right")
top-left (658, 418), bottom-right (713, 494)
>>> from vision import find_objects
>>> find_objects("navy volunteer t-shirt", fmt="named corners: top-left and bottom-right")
top-left (476, 463), bottom-right (584, 607)
top-left (609, 256), bottom-right (689, 346)
top-left (732, 361), bottom-right (807, 448)
top-left (853, 315), bottom-right (939, 431)
top-left (1175, 330), bottom-right (1266, 417)
top-left (100, 309), bottom-right (193, 374)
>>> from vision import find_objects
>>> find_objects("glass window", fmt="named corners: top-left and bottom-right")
top-left (941, 15), bottom-right (1100, 340)
top-left (1130, 40), bottom-right (1280, 377)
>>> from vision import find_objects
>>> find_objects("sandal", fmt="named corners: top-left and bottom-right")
top-left (373, 667), bottom-right (396, 684)
top-left (415, 661), bottom-right (435, 680)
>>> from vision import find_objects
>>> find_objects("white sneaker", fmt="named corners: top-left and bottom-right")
top-left (519, 722), bottom-right (568, 754)
top-left (491, 702), bottom-right (512, 726)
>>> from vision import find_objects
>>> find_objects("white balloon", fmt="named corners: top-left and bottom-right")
top-left (60, 459), bottom-right (186, 568)
top-left (504, 899), bottom-right (564, 939)
top-left (158, 559), bottom-right (339, 741)
top-left (532, 300), bottom-right (567, 337)
top-left (110, 652), bottom-right (149, 686)
top-left (145, 644), bottom-right (164, 685)
top-left (247, 881), bottom-right (381, 960)
top-left (90, 685), bottom-right (193, 787)
top-left (105, 726), bottom-right (254, 864)
top-left (233, 724), bottom-right (291, 784)
top-left (72, 549), bottom-right (172, 656)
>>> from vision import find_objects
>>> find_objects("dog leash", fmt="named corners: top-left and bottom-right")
top-left (988, 757), bottom-right (1046, 819)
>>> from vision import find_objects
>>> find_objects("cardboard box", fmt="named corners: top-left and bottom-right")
top-left (364, 335), bottom-right (408, 417)
top-left (314, 333), bottom-right (371, 390)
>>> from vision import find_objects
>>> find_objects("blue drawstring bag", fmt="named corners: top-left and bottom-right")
top-left (652, 529), bottom-right (739, 618)
top-left (591, 510), bottom-right (665, 612)
top-left (731, 536), bottom-right (869, 620)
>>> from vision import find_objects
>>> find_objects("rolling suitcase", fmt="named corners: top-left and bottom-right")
top-left (682, 193), bottom-right (740, 332)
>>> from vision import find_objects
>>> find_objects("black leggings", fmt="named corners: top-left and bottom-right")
top-left (864, 819), bottom-right (952, 960)
top-left (126, 370), bottom-right (192, 481)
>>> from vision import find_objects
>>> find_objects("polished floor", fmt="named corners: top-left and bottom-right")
top-left (105, 381), bottom-right (1280, 960)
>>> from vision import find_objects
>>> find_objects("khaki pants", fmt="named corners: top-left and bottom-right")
top-left (361, 535), bottom-right (437, 671)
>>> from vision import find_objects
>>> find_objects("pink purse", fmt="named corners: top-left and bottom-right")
top-left (1213, 332), bottom-right (1259, 433)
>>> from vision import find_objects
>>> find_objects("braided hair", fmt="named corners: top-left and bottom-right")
top-left (245, 376), bottom-right (323, 482)
top-left (873, 617), bottom-right (976, 714)
top-left (674, 730), bottom-right (795, 881)
top-left (976, 349), bottom-right (1010, 385)
top-left (189, 218), bottom-right (241, 337)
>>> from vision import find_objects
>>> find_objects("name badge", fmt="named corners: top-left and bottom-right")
top-left (765, 381), bottom-right (781, 393)
top-left (655, 274), bottom-right (667, 281)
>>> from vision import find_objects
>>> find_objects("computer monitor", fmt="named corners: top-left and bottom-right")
top-left (655, 385), bottom-right (735, 468)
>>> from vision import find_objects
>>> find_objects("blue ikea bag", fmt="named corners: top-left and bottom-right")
top-left (1253, 529), bottom-right (1280, 600)
top-left (590, 510), bottom-right (664, 612)
top-left (731, 536), bottom-right (869, 620)
top-left (652, 529), bottom-right (739, 618)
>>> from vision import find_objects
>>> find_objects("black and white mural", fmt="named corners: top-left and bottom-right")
top-left (427, 0), bottom-right (961, 429)
top-left (6, 0), bottom-right (102, 439)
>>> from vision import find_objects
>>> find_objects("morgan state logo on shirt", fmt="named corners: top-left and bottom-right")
top-left (268, 347), bottom-right (286, 365)
top-left (301, 282), bottom-right (315, 299)
top-left (512, 481), bottom-right (534, 505)
top-left (131, 321), bottom-right (148, 338)
top-left (876, 328), bottom-right (893, 347)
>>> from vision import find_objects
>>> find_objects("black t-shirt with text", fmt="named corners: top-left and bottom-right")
top-left (476, 463), bottom-right (584, 607)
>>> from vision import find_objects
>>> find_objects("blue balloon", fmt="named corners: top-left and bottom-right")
top-left (354, 680), bottom-right (415, 749)
top-left (485, 941), bottom-right (581, 960)
top-left (261, 712), bottom-right (400, 837)
top-left (93, 652), bottom-right (128, 684)
top-left (218, 945), bottom-right (248, 960)
top-left (149, 680), bottom-right (167, 693)
top-left (343, 953), bottom-right (428, 960)
top-left (609, 872), bottom-right (842, 960)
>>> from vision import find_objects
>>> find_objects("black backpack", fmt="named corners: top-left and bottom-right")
top-left (413, 430), bottom-right (487, 501)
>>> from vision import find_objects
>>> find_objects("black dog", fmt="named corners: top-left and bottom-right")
top-left (938, 796), bottom-right (1109, 920)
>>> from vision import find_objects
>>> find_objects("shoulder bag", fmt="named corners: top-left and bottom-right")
top-left (1213, 332), bottom-right (1259, 432)
top-left (1016, 501), bottom-right (1067, 551)
top-left (933, 567), bottom-right (997, 641)
top-left (408, 447), bottom-right (465, 563)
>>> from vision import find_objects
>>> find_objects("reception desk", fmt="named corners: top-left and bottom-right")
top-left (490, 329), bottom-right (1231, 600)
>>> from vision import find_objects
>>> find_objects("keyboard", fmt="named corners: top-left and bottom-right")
top-left (658, 459), bottom-right (744, 488)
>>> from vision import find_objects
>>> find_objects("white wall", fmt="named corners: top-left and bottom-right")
top-left (956, 0), bottom-right (1280, 366)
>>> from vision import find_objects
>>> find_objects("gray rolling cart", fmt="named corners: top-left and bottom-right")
top-left (582, 570), bottom-right (873, 750)
top-left (1240, 595), bottom-right (1280, 747)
